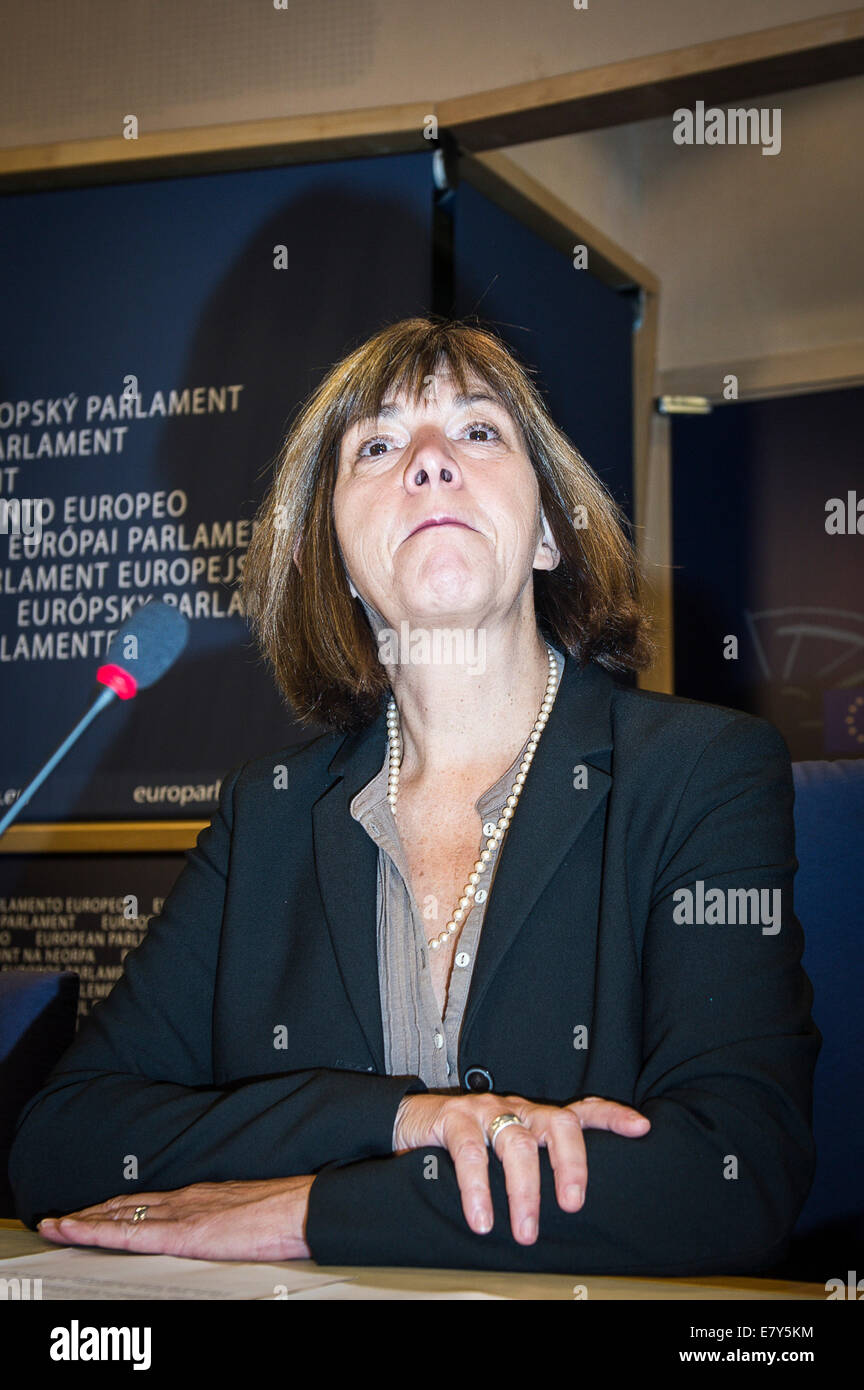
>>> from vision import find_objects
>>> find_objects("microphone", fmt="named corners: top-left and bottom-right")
top-left (95, 598), bottom-right (190, 699)
top-left (0, 599), bottom-right (190, 835)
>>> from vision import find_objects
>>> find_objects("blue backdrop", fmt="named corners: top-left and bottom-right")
top-left (672, 385), bottom-right (864, 760)
top-left (0, 154), bottom-right (434, 819)
top-left (0, 155), bottom-right (637, 821)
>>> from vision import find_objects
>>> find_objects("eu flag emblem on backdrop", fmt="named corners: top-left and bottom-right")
top-left (823, 689), bottom-right (864, 753)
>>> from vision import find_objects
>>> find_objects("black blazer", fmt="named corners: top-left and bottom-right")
top-left (9, 656), bottom-right (821, 1275)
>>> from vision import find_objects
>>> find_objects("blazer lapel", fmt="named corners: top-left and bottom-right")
top-left (311, 654), bottom-right (616, 1074)
top-left (459, 655), bottom-right (615, 1042)
top-left (312, 705), bottom-right (390, 1074)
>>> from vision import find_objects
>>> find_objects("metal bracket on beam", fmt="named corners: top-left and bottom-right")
top-left (655, 394), bottom-right (713, 415)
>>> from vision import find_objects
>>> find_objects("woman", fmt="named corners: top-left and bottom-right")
top-left (10, 317), bottom-right (820, 1274)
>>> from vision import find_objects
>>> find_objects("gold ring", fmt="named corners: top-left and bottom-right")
top-left (486, 1112), bottom-right (524, 1155)
top-left (130, 1205), bottom-right (149, 1223)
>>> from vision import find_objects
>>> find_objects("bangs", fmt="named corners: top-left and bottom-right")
top-left (331, 321), bottom-right (529, 442)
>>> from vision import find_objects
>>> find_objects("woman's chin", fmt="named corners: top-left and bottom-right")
top-left (402, 589), bottom-right (487, 626)
top-left (403, 561), bottom-right (490, 614)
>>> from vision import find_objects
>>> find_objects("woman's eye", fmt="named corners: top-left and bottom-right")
top-left (463, 419), bottom-right (501, 443)
top-left (356, 434), bottom-right (402, 459)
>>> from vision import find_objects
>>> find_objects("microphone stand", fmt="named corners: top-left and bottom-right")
top-left (0, 686), bottom-right (117, 836)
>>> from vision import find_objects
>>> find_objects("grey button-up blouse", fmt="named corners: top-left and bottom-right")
top-left (349, 643), bottom-right (565, 1090)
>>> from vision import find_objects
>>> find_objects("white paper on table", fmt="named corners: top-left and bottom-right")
top-left (0, 1248), bottom-right (349, 1300)
top-left (274, 1281), bottom-right (509, 1300)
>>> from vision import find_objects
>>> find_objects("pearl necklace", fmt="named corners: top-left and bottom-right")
top-left (385, 642), bottom-right (561, 950)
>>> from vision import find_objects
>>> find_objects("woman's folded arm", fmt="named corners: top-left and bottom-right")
top-left (303, 716), bottom-right (821, 1274)
top-left (8, 760), bottom-right (425, 1229)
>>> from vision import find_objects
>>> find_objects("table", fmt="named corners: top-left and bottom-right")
top-left (0, 1219), bottom-right (827, 1299)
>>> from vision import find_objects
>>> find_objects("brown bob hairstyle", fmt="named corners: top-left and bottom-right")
top-left (241, 316), bottom-right (656, 733)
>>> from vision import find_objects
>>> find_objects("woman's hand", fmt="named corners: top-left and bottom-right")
top-left (35, 1175), bottom-right (315, 1262)
top-left (393, 1093), bottom-right (650, 1244)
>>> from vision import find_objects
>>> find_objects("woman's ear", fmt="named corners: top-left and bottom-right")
top-left (535, 506), bottom-right (561, 570)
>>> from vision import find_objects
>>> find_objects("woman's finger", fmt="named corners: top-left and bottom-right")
top-left (43, 1191), bottom-right (172, 1223)
top-left (37, 1210), bottom-right (181, 1250)
top-left (569, 1096), bottom-right (651, 1134)
top-left (441, 1111), bottom-right (495, 1235)
top-left (535, 1106), bottom-right (588, 1211)
top-left (492, 1117), bottom-right (542, 1244)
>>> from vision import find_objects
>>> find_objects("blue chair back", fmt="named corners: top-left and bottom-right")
top-left (782, 759), bottom-right (864, 1278)
top-left (0, 969), bottom-right (79, 1219)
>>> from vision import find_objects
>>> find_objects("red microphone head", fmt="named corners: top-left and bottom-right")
top-left (96, 664), bottom-right (138, 700)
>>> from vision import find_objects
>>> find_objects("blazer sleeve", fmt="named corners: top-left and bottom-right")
top-left (304, 715), bottom-right (822, 1274)
top-left (8, 761), bottom-right (426, 1230)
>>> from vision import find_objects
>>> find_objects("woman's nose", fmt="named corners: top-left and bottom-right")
top-left (403, 434), bottom-right (461, 490)
top-left (408, 462), bottom-right (454, 486)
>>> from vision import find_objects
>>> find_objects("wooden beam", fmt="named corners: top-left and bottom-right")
top-left (633, 293), bottom-right (674, 695)
top-left (660, 340), bottom-right (864, 402)
top-left (438, 8), bottom-right (864, 150)
top-left (0, 821), bottom-right (204, 854)
top-left (0, 103), bottom-right (433, 191)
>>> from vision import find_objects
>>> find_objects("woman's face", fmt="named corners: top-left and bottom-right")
top-left (332, 370), bottom-right (557, 630)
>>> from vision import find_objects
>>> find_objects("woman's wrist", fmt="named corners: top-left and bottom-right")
top-left (392, 1096), bottom-right (411, 1151)
top-left (393, 1094), bottom-right (430, 1150)
top-left (299, 1175), bottom-right (315, 1240)
top-left (392, 1093), bottom-right (441, 1151)
top-left (284, 1174), bottom-right (315, 1258)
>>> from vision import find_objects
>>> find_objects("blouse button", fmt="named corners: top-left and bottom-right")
top-left (433, 1031), bottom-right (444, 1049)
top-left (482, 821), bottom-right (497, 837)
top-left (455, 951), bottom-right (470, 967)
top-left (464, 1067), bottom-right (494, 1092)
